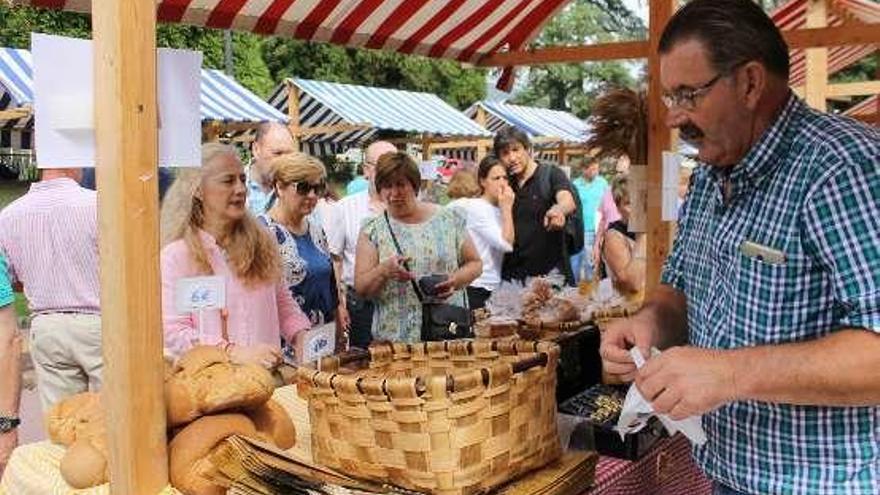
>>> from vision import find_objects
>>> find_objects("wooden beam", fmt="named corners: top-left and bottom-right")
top-left (294, 122), bottom-right (372, 137)
top-left (91, 0), bottom-right (168, 492)
top-left (804, 0), bottom-right (829, 111)
top-left (287, 80), bottom-right (301, 148)
top-left (792, 80), bottom-right (880, 98)
top-left (475, 105), bottom-right (488, 162)
top-left (476, 40), bottom-right (650, 67)
top-left (645, 0), bottom-right (676, 296)
top-left (784, 23), bottom-right (880, 50)
top-left (0, 108), bottom-right (30, 120)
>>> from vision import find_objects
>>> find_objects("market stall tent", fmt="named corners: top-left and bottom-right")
top-left (0, 47), bottom-right (33, 151)
top-left (464, 100), bottom-right (590, 164)
top-left (844, 94), bottom-right (879, 124)
top-left (267, 77), bottom-right (491, 156)
top-left (8, 0), bottom-right (878, 492)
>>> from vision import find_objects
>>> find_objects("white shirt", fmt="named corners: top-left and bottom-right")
top-left (446, 198), bottom-right (512, 291)
top-left (324, 191), bottom-right (381, 287)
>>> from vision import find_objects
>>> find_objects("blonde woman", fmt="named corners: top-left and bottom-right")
top-left (259, 153), bottom-right (347, 357)
top-left (160, 143), bottom-right (310, 367)
top-left (601, 174), bottom-right (646, 296)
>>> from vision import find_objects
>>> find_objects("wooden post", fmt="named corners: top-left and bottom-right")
top-left (557, 142), bottom-right (567, 165)
top-left (421, 134), bottom-right (432, 161)
top-left (286, 79), bottom-right (302, 149)
top-left (645, 0), bottom-right (676, 295)
top-left (805, 0), bottom-right (829, 111)
top-left (92, 0), bottom-right (168, 493)
top-left (475, 105), bottom-right (488, 162)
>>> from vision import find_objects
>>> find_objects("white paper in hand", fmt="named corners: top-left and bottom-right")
top-left (615, 347), bottom-right (708, 446)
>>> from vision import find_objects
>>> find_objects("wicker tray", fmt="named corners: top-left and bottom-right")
top-left (296, 340), bottom-right (562, 495)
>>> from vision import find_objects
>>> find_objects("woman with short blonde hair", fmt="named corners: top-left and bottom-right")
top-left (161, 143), bottom-right (310, 366)
top-left (259, 152), bottom-right (348, 355)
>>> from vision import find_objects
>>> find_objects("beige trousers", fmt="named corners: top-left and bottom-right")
top-left (29, 313), bottom-right (103, 410)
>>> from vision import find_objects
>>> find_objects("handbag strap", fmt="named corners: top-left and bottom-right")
top-left (383, 211), bottom-right (425, 302)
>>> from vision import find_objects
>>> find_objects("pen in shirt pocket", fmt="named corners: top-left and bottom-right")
top-left (740, 240), bottom-right (786, 265)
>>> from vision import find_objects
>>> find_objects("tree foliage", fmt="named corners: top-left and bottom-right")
top-left (511, 0), bottom-right (644, 118)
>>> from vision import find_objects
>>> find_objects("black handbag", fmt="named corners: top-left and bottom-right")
top-left (384, 212), bottom-right (473, 341)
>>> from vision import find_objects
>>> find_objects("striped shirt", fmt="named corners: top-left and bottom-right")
top-left (0, 178), bottom-right (100, 314)
top-left (662, 95), bottom-right (880, 494)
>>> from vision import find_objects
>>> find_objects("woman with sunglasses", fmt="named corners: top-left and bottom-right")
top-left (259, 153), bottom-right (348, 357)
top-left (160, 143), bottom-right (310, 367)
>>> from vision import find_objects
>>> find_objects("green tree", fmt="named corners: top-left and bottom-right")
top-left (511, 0), bottom-right (645, 118)
top-left (262, 39), bottom-right (486, 109)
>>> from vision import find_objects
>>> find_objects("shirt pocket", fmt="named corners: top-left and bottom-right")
top-left (734, 252), bottom-right (819, 345)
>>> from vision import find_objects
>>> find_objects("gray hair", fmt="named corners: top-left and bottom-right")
top-left (659, 0), bottom-right (790, 80)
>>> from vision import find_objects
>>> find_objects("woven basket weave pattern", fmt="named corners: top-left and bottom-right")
top-left (297, 340), bottom-right (562, 495)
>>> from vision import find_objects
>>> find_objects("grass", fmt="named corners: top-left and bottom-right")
top-left (1, 180), bottom-right (31, 319)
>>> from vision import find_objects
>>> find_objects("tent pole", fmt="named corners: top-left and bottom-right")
top-left (92, 0), bottom-right (168, 492)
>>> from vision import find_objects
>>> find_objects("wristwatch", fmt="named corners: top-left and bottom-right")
top-left (0, 416), bottom-right (20, 433)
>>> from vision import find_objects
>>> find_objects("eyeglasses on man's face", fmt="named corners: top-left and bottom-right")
top-left (289, 181), bottom-right (326, 196)
top-left (661, 72), bottom-right (725, 111)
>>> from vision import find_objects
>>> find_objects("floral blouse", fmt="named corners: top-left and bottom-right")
top-left (362, 207), bottom-right (468, 342)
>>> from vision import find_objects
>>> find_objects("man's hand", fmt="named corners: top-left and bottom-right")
top-left (599, 313), bottom-right (660, 382)
top-left (635, 346), bottom-right (738, 420)
top-left (0, 429), bottom-right (18, 473)
top-left (543, 205), bottom-right (566, 231)
top-left (229, 343), bottom-right (282, 369)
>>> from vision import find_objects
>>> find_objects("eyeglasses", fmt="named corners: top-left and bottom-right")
top-left (661, 72), bottom-right (725, 111)
top-left (290, 181), bottom-right (326, 196)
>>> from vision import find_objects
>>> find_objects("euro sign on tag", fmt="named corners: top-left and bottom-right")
top-left (175, 276), bottom-right (226, 315)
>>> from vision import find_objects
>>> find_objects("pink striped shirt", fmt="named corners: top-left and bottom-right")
top-left (0, 178), bottom-right (100, 314)
top-left (161, 230), bottom-right (311, 358)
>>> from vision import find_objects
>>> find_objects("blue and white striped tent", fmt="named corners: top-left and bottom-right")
top-left (267, 78), bottom-right (491, 157)
top-left (465, 101), bottom-right (591, 146)
top-left (0, 46), bottom-right (286, 150)
top-left (0, 47), bottom-right (34, 151)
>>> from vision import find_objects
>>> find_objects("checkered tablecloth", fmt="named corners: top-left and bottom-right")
top-left (587, 435), bottom-right (712, 495)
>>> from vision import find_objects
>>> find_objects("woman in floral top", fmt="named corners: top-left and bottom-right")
top-left (355, 152), bottom-right (482, 342)
top-left (259, 153), bottom-right (347, 356)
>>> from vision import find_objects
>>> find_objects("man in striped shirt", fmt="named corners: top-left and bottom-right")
top-left (0, 167), bottom-right (102, 410)
top-left (600, 1), bottom-right (879, 494)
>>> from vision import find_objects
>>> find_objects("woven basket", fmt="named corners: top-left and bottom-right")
top-left (296, 340), bottom-right (562, 495)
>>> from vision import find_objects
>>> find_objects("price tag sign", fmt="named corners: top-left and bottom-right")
top-left (295, 322), bottom-right (336, 364)
top-left (175, 276), bottom-right (226, 315)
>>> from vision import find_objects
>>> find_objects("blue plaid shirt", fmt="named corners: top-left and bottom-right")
top-left (662, 95), bottom-right (880, 494)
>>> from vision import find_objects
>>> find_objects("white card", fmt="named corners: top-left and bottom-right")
top-left (174, 276), bottom-right (226, 315)
top-left (33, 33), bottom-right (202, 169)
top-left (662, 152), bottom-right (682, 221)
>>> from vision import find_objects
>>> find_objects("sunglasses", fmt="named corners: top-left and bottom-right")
top-left (289, 181), bottom-right (326, 196)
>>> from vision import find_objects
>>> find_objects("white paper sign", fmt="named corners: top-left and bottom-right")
top-left (174, 276), bottom-right (226, 315)
top-left (662, 151), bottom-right (682, 221)
top-left (33, 33), bottom-right (201, 169)
top-left (295, 322), bottom-right (336, 364)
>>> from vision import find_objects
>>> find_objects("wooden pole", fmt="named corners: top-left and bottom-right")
top-left (645, 0), bottom-right (676, 295)
top-left (558, 142), bottom-right (567, 165)
top-left (287, 79), bottom-right (301, 149)
top-left (91, 0), bottom-right (168, 493)
top-left (805, 0), bottom-right (829, 111)
top-left (475, 105), bottom-right (488, 162)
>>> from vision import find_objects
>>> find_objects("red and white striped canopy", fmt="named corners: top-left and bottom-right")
top-left (772, 0), bottom-right (879, 88)
top-left (18, 0), bottom-right (568, 68)
top-left (844, 94), bottom-right (878, 119)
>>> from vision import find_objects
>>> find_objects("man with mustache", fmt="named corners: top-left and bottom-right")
top-left (600, 1), bottom-right (880, 494)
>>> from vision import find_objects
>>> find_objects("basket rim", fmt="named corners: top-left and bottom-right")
top-left (297, 339), bottom-right (559, 400)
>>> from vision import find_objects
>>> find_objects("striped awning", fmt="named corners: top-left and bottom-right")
top-left (16, 0), bottom-right (571, 91)
top-left (0, 47), bottom-right (32, 110)
top-left (465, 101), bottom-right (590, 145)
top-left (772, 0), bottom-right (879, 88)
top-left (844, 94), bottom-right (878, 119)
top-left (201, 68), bottom-right (287, 124)
top-left (267, 78), bottom-right (491, 150)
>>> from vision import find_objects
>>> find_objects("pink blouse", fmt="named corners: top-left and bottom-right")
top-left (161, 230), bottom-right (310, 358)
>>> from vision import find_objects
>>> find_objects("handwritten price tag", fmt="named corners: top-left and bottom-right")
top-left (295, 322), bottom-right (336, 364)
top-left (174, 276), bottom-right (226, 315)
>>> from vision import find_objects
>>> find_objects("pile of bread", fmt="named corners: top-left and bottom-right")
top-left (45, 346), bottom-right (296, 495)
